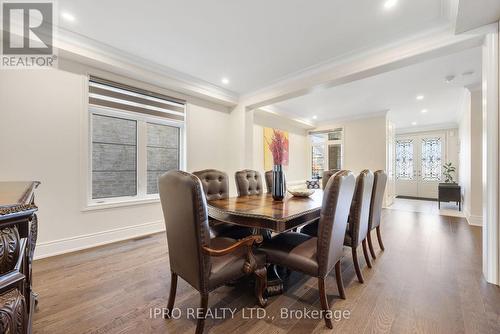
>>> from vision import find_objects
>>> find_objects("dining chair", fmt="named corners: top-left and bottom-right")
top-left (264, 170), bottom-right (273, 193)
top-left (322, 169), bottom-right (340, 189)
top-left (367, 170), bottom-right (387, 259)
top-left (159, 170), bottom-right (267, 334)
top-left (193, 169), bottom-right (252, 239)
top-left (258, 170), bottom-right (355, 329)
top-left (235, 169), bottom-right (263, 196)
top-left (343, 169), bottom-right (374, 283)
top-left (301, 169), bottom-right (341, 236)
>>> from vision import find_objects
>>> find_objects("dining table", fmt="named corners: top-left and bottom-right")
top-left (207, 190), bottom-right (323, 295)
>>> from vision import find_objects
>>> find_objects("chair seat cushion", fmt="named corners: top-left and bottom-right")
top-left (208, 237), bottom-right (265, 290)
top-left (300, 220), bottom-right (318, 236)
top-left (209, 219), bottom-right (253, 239)
top-left (258, 232), bottom-right (318, 277)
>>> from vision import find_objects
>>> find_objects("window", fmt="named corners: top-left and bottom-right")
top-left (421, 137), bottom-right (442, 181)
top-left (88, 77), bottom-right (185, 205)
top-left (310, 128), bottom-right (343, 179)
top-left (396, 139), bottom-right (413, 180)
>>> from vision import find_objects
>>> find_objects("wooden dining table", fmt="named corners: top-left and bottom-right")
top-left (207, 190), bottom-right (323, 295)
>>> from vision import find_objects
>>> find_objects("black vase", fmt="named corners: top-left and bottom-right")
top-left (272, 164), bottom-right (286, 201)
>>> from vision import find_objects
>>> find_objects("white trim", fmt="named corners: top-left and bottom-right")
top-left (482, 26), bottom-right (499, 285)
top-left (34, 221), bottom-right (165, 260)
top-left (55, 27), bottom-right (238, 107)
top-left (464, 208), bottom-right (483, 226)
top-left (396, 122), bottom-right (459, 135)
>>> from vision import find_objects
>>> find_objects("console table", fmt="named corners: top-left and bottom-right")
top-left (0, 182), bottom-right (39, 334)
top-left (438, 183), bottom-right (461, 211)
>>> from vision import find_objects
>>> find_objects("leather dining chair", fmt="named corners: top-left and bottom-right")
top-left (301, 169), bottom-right (341, 236)
top-left (159, 170), bottom-right (267, 334)
top-left (193, 169), bottom-right (252, 239)
top-left (367, 170), bottom-right (388, 259)
top-left (264, 170), bottom-right (273, 193)
top-left (258, 170), bottom-right (356, 329)
top-left (235, 169), bottom-right (263, 196)
top-left (322, 169), bottom-right (340, 189)
top-left (344, 170), bottom-right (374, 283)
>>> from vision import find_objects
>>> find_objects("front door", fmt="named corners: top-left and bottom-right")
top-left (395, 133), bottom-right (445, 199)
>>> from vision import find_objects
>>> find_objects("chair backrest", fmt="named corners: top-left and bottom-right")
top-left (235, 170), bottom-right (263, 196)
top-left (348, 170), bottom-right (374, 247)
top-left (264, 170), bottom-right (273, 193)
top-left (322, 169), bottom-right (340, 189)
top-left (317, 170), bottom-right (356, 277)
top-left (368, 170), bottom-right (387, 230)
top-left (193, 169), bottom-right (229, 201)
top-left (159, 170), bottom-right (211, 293)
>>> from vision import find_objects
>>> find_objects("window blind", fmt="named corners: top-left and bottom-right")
top-left (89, 76), bottom-right (185, 122)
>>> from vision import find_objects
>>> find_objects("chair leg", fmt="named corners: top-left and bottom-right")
top-left (254, 266), bottom-right (268, 307)
top-left (318, 278), bottom-right (333, 329)
top-left (362, 239), bottom-right (372, 268)
top-left (367, 230), bottom-right (377, 259)
top-left (376, 226), bottom-right (385, 251)
top-left (334, 260), bottom-right (346, 299)
top-left (165, 272), bottom-right (178, 319)
top-left (352, 246), bottom-right (364, 283)
top-left (195, 293), bottom-right (209, 334)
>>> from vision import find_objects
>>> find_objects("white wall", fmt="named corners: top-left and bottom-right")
top-left (314, 115), bottom-right (388, 174)
top-left (252, 111), bottom-right (310, 183)
top-left (459, 87), bottom-right (483, 225)
top-left (0, 62), bottom-right (234, 259)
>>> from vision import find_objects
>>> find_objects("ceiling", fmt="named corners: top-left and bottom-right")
top-left (57, 0), bottom-right (451, 94)
top-left (455, 0), bottom-right (500, 33)
top-left (270, 47), bottom-right (482, 129)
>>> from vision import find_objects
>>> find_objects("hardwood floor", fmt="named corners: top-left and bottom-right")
top-left (32, 209), bottom-right (500, 334)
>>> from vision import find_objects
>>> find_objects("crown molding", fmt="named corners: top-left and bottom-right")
top-left (54, 27), bottom-right (239, 107)
top-left (241, 24), bottom-right (487, 111)
top-left (313, 110), bottom-right (389, 127)
top-left (396, 122), bottom-right (459, 134)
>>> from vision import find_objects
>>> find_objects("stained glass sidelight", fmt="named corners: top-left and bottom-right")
top-left (421, 138), bottom-right (442, 181)
top-left (396, 139), bottom-right (414, 180)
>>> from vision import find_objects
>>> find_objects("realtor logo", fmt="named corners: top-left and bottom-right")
top-left (1, 1), bottom-right (57, 68)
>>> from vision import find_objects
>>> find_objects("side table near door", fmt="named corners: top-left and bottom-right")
top-left (438, 183), bottom-right (461, 211)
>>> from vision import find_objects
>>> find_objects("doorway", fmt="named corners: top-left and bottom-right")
top-left (395, 132), bottom-right (445, 199)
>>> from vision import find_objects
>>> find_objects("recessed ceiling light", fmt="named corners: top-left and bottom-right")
top-left (384, 0), bottom-right (398, 10)
top-left (221, 77), bottom-right (230, 85)
top-left (411, 121), bottom-right (417, 126)
top-left (312, 115), bottom-right (317, 120)
top-left (416, 95), bottom-right (424, 100)
top-left (61, 12), bottom-right (76, 22)
top-left (421, 109), bottom-right (428, 113)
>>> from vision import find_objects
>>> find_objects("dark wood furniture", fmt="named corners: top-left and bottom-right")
top-left (438, 183), bottom-right (461, 211)
top-left (208, 190), bottom-right (323, 294)
top-left (367, 170), bottom-right (387, 259)
top-left (0, 182), bottom-right (39, 334)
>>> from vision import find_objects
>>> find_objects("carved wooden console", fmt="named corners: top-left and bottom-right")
top-left (0, 182), bottom-right (39, 334)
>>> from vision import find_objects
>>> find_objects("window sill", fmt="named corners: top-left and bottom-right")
top-left (82, 197), bottom-right (160, 212)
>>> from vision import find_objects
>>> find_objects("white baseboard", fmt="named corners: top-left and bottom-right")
top-left (464, 209), bottom-right (483, 226)
top-left (34, 220), bottom-right (165, 260)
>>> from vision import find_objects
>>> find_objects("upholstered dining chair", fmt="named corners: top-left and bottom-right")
top-left (258, 170), bottom-right (356, 329)
top-left (343, 170), bottom-right (374, 283)
top-left (264, 170), bottom-right (273, 193)
top-left (235, 169), bottom-right (263, 196)
top-left (367, 170), bottom-right (387, 259)
top-left (322, 169), bottom-right (340, 189)
top-left (193, 169), bottom-right (252, 239)
top-left (159, 170), bottom-right (267, 334)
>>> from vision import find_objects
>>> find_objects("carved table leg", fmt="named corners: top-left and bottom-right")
top-left (259, 229), bottom-right (285, 296)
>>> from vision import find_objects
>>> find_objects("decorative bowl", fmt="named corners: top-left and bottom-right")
top-left (287, 188), bottom-right (315, 197)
